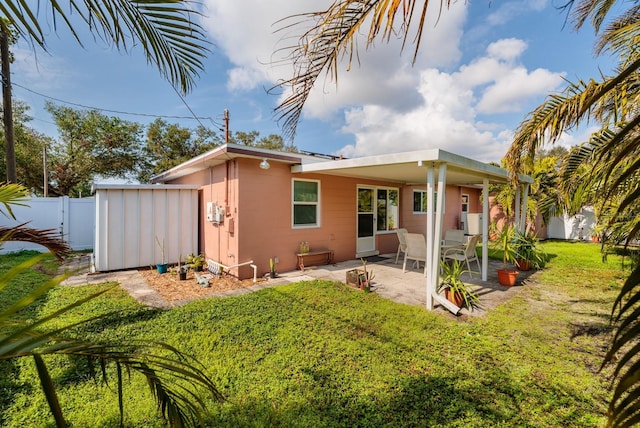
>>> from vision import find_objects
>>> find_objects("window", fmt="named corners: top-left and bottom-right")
top-left (461, 194), bottom-right (469, 213)
top-left (377, 188), bottom-right (399, 232)
top-left (413, 190), bottom-right (440, 213)
top-left (292, 179), bottom-right (320, 228)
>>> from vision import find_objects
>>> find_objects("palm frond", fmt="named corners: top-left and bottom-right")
top-left (603, 264), bottom-right (640, 428)
top-left (272, 0), bottom-right (449, 140)
top-left (1, 275), bottom-right (223, 426)
top-left (0, 182), bottom-right (29, 219)
top-left (0, 223), bottom-right (72, 260)
top-left (1, 0), bottom-right (210, 94)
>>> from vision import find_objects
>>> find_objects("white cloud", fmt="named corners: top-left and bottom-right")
top-left (334, 37), bottom-right (565, 162)
top-left (201, 1), bottom-right (567, 163)
top-left (12, 45), bottom-right (73, 91)
top-left (476, 67), bottom-right (564, 113)
top-left (487, 38), bottom-right (527, 61)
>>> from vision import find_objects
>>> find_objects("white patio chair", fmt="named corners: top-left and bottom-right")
top-left (442, 229), bottom-right (465, 246)
top-left (395, 228), bottom-right (408, 264)
top-left (403, 232), bottom-right (427, 276)
top-left (442, 234), bottom-right (481, 277)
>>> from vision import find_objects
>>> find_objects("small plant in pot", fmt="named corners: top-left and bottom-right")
top-left (512, 231), bottom-right (547, 271)
top-left (185, 253), bottom-right (205, 271)
top-left (438, 260), bottom-right (480, 310)
top-left (491, 222), bottom-right (519, 286)
top-left (155, 236), bottom-right (168, 274)
top-left (359, 258), bottom-right (375, 292)
top-left (177, 254), bottom-right (188, 280)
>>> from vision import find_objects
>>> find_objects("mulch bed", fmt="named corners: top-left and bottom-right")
top-left (138, 267), bottom-right (265, 302)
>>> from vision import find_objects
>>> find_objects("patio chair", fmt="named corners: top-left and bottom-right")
top-left (442, 229), bottom-right (465, 246)
top-left (442, 234), bottom-right (481, 277)
top-left (395, 228), bottom-right (408, 264)
top-left (403, 232), bottom-right (427, 276)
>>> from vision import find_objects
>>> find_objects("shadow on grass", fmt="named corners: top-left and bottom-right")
top-left (206, 369), bottom-right (592, 427)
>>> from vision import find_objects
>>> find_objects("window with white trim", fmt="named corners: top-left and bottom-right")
top-left (413, 190), bottom-right (441, 213)
top-left (292, 179), bottom-right (320, 228)
top-left (376, 188), bottom-right (399, 232)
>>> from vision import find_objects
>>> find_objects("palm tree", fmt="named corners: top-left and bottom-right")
top-left (0, 183), bottom-right (222, 427)
top-left (0, 0), bottom-right (209, 95)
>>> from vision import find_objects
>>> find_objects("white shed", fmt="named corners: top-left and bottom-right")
top-left (93, 184), bottom-right (200, 272)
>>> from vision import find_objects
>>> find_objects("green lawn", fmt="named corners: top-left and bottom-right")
top-left (0, 242), bottom-right (629, 427)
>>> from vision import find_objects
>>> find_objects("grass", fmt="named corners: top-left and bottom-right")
top-left (0, 241), bottom-right (629, 427)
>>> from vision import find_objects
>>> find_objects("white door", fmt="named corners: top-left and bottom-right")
top-left (356, 187), bottom-right (377, 256)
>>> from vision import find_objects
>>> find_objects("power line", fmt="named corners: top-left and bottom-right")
top-left (11, 81), bottom-right (224, 128)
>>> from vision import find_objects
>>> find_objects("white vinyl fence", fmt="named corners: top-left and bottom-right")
top-left (0, 196), bottom-right (95, 254)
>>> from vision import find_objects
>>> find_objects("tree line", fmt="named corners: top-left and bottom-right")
top-left (0, 101), bottom-right (296, 197)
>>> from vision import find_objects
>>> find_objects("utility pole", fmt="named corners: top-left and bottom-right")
top-left (0, 25), bottom-right (16, 183)
top-left (224, 109), bottom-right (229, 143)
top-left (43, 146), bottom-right (48, 197)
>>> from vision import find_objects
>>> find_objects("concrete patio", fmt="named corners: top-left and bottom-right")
top-left (275, 254), bottom-right (535, 318)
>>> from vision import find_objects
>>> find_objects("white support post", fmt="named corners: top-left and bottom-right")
top-left (431, 165), bottom-right (447, 290)
top-left (425, 165), bottom-right (435, 310)
top-left (482, 178), bottom-right (489, 281)
top-left (514, 187), bottom-right (521, 228)
top-left (519, 184), bottom-right (529, 234)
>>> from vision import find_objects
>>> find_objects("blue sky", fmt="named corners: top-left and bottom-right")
top-left (12, 0), bottom-right (615, 164)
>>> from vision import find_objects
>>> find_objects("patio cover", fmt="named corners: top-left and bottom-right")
top-left (291, 149), bottom-right (534, 314)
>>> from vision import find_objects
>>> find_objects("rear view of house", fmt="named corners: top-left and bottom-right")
top-left (150, 143), bottom-right (521, 280)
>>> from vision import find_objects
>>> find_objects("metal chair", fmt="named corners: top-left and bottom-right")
top-left (395, 228), bottom-right (408, 264)
top-left (442, 234), bottom-right (481, 277)
top-left (403, 232), bottom-right (427, 276)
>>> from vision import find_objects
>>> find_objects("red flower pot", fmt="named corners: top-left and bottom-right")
top-left (445, 288), bottom-right (464, 307)
top-left (515, 259), bottom-right (532, 271)
top-left (497, 269), bottom-right (519, 286)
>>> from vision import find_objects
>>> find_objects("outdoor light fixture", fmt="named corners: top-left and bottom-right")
top-left (259, 158), bottom-right (270, 170)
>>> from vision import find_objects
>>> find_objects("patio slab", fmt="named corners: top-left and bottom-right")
top-left (288, 253), bottom-right (534, 318)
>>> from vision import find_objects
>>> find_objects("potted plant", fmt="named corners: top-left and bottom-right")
top-left (360, 258), bottom-right (375, 292)
top-left (438, 260), bottom-right (480, 309)
top-left (492, 222), bottom-right (519, 286)
top-left (185, 253), bottom-right (205, 271)
top-left (177, 254), bottom-right (188, 280)
top-left (512, 232), bottom-right (547, 271)
top-left (155, 236), bottom-right (168, 274)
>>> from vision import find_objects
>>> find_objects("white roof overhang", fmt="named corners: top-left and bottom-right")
top-left (291, 149), bottom-right (533, 186)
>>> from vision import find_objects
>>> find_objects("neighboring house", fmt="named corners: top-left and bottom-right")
top-left (152, 143), bottom-right (533, 311)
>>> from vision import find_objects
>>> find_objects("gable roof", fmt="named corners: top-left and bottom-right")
top-left (151, 143), bottom-right (328, 183)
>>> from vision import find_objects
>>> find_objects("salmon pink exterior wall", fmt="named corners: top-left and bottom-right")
top-left (168, 157), bottom-right (484, 279)
top-left (234, 158), bottom-right (401, 277)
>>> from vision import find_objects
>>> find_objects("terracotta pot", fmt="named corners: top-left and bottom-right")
top-left (497, 269), bottom-right (519, 286)
top-left (515, 259), bottom-right (532, 271)
top-left (445, 288), bottom-right (464, 307)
